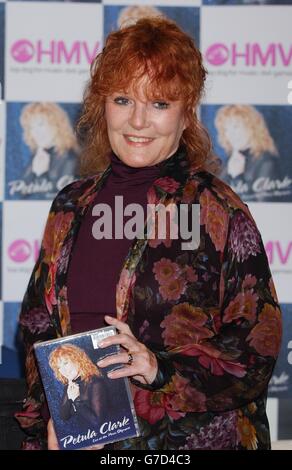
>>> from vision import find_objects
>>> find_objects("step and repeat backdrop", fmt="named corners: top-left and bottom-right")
top-left (0, 0), bottom-right (291, 440)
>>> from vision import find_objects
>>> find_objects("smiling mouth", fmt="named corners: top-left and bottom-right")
top-left (124, 135), bottom-right (154, 145)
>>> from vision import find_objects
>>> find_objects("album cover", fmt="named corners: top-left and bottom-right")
top-left (34, 326), bottom-right (140, 450)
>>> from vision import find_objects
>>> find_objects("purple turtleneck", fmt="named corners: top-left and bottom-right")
top-left (68, 153), bottom-right (161, 334)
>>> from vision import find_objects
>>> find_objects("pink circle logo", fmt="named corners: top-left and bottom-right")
top-left (11, 40), bottom-right (34, 63)
top-left (205, 44), bottom-right (229, 66)
top-left (8, 240), bottom-right (31, 263)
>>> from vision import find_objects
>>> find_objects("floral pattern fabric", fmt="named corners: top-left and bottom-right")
top-left (16, 147), bottom-right (282, 450)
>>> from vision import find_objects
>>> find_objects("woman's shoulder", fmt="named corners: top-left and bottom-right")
top-left (50, 172), bottom-right (105, 212)
top-left (190, 169), bottom-right (251, 216)
top-left (56, 173), bottom-right (102, 199)
top-left (86, 374), bottom-right (106, 392)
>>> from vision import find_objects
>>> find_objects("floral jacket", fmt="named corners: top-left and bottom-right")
top-left (16, 147), bottom-right (282, 450)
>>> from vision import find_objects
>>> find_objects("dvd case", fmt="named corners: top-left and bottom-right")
top-left (34, 326), bottom-right (140, 450)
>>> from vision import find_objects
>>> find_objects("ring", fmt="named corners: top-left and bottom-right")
top-left (127, 353), bottom-right (134, 366)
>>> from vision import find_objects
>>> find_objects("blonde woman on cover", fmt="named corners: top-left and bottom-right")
top-left (20, 102), bottom-right (79, 184)
top-left (117, 5), bottom-right (163, 29)
top-left (215, 105), bottom-right (279, 201)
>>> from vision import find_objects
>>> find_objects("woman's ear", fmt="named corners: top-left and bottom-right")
top-left (183, 106), bottom-right (196, 131)
top-left (181, 113), bottom-right (188, 132)
top-left (182, 116), bottom-right (191, 133)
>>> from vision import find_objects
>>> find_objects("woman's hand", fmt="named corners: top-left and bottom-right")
top-left (67, 381), bottom-right (80, 402)
top-left (97, 316), bottom-right (158, 385)
top-left (47, 418), bottom-right (104, 451)
top-left (47, 418), bottom-right (59, 450)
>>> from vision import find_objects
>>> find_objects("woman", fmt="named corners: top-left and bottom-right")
top-left (215, 105), bottom-right (280, 202)
top-left (49, 344), bottom-right (106, 427)
top-left (17, 17), bottom-right (282, 450)
top-left (19, 102), bottom-right (79, 199)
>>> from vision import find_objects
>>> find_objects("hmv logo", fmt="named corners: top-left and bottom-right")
top-left (8, 239), bottom-right (40, 263)
top-left (11, 39), bottom-right (100, 65)
top-left (205, 43), bottom-right (292, 67)
top-left (265, 241), bottom-right (292, 265)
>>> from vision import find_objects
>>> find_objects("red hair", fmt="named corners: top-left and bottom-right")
top-left (49, 344), bottom-right (101, 384)
top-left (77, 17), bottom-right (212, 175)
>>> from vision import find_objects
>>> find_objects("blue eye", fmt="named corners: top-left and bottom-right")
top-left (153, 101), bottom-right (170, 110)
top-left (113, 96), bottom-right (130, 106)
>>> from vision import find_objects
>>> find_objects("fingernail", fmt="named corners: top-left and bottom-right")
top-left (97, 360), bottom-right (104, 366)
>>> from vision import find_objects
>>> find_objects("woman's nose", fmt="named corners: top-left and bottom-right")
top-left (128, 103), bottom-right (150, 130)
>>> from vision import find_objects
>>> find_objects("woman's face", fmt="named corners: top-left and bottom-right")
top-left (29, 114), bottom-right (56, 149)
top-left (105, 78), bottom-right (186, 167)
top-left (223, 117), bottom-right (251, 151)
top-left (57, 357), bottom-right (79, 381)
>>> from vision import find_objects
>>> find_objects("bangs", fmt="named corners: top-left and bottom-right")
top-left (126, 68), bottom-right (184, 102)
top-left (97, 43), bottom-right (191, 104)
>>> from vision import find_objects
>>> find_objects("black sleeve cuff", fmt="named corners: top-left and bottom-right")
top-left (130, 351), bottom-right (175, 391)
